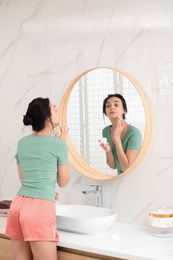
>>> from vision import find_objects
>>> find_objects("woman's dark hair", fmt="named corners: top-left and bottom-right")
top-left (103, 94), bottom-right (127, 119)
top-left (23, 97), bottom-right (51, 131)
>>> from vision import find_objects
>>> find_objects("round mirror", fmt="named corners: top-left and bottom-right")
top-left (59, 67), bottom-right (152, 180)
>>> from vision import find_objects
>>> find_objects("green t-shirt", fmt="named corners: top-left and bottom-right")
top-left (102, 125), bottom-right (142, 174)
top-left (15, 136), bottom-right (68, 202)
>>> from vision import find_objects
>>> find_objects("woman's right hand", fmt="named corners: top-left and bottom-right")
top-left (112, 116), bottom-right (124, 140)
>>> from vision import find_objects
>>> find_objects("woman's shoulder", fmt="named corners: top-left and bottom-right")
top-left (128, 125), bottom-right (142, 136)
top-left (18, 135), bottom-right (29, 143)
top-left (18, 135), bottom-right (66, 144)
top-left (102, 125), bottom-right (111, 134)
top-left (52, 136), bottom-right (67, 144)
top-left (103, 125), bottom-right (111, 131)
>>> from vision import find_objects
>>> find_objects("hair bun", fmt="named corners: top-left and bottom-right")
top-left (23, 115), bottom-right (33, 126)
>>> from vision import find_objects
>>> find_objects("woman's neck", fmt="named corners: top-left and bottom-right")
top-left (110, 120), bottom-right (130, 137)
top-left (33, 128), bottom-right (53, 136)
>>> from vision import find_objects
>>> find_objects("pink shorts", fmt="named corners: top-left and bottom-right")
top-left (5, 195), bottom-right (59, 242)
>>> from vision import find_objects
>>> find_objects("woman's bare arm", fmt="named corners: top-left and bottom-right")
top-left (17, 164), bottom-right (22, 183)
top-left (57, 164), bottom-right (70, 187)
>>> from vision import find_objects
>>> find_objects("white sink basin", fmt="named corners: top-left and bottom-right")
top-left (56, 204), bottom-right (117, 235)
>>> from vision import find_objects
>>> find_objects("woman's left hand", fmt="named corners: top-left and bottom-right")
top-left (55, 123), bottom-right (69, 141)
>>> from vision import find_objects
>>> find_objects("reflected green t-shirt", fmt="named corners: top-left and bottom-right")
top-left (15, 136), bottom-right (68, 202)
top-left (102, 125), bottom-right (142, 174)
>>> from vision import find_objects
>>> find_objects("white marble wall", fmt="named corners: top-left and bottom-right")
top-left (0, 0), bottom-right (173, 226)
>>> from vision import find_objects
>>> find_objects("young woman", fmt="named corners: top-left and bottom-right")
top-left (100, 94), bottom-right (142, 175)
top-left (5, 97), bottom-right (70, 260)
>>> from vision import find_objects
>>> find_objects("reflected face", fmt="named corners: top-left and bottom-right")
top-left (105, 97), bottom-right (126, 119)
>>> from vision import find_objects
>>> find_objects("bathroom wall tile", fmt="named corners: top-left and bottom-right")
top-left (1, 0), bottom-right (173, 226)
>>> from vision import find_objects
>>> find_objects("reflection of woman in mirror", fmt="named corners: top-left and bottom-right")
top-left (100, 94), bottom-right (142, 175)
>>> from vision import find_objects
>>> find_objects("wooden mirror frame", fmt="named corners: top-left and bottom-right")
top-left (59, 67), bottom-right (152, 180)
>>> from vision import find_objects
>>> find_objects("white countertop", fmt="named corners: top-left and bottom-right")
top-left (1, 216), bottom-right (173, 260)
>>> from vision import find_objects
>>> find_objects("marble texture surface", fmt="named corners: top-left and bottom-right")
top-left (0, 0), bottom-right (173, 227)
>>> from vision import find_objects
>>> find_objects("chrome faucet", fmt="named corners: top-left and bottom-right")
top-left (82, 185), bottom-right (103, 207)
